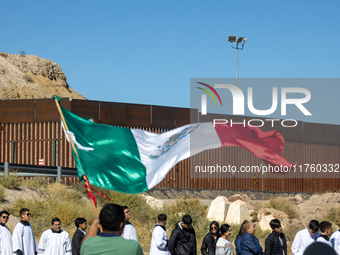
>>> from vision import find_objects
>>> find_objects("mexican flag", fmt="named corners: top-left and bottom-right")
top-left (58, 103), bottom-right (292, 194)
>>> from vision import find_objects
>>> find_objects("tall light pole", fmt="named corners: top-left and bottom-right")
top-left (228, 36), bottom-right (248, 87)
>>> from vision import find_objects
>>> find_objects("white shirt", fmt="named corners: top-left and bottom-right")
top-left (12, 221), bottom-right (38, 255)
top-left (38, 229), bottom-right (72, 255)
top-left (292, 228), bottom-right (320, 255)
top-left (216, 237), bottom-right (233, 255)
top-left (330, 230), bottom-right (340, 254)
top-left (0, 225), bottom-right (12, 255)
top-left (149, 225), bottom-right (170, 255)
top-left (121, 222), bottom-right (138, 241)
top-left (316, 235), bottom-right (332, 247)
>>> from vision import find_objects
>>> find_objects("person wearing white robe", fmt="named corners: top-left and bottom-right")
top-left (12, 208), bottom-right (38, 255)
top-left (331, 230), bottom-right (340, 254)
top-left (316, 221), bottom-right (333, 248)
top-left (121, 206), bottom-right (138, 241)
top-left (38, 218), bottom-right (72, 255)
top-left (0, 210), bottom-right (12, 255)
top-left (292, 220), bottom-right (320, 255)
top-left (150, 214), bottom-right (170, 255)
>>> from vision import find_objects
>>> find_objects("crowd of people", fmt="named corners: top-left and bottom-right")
top-left (0, 206), bottom-right (340, 255)
top-left (199, 219), bottom-right (339, 255)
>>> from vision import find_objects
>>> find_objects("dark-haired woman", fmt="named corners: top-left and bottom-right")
top-left (215, 224), bottom-right (233, 255)
top-left (235, 220), bottom-right (249, 255)
top-left (201, 221), bottom-right (221, 255)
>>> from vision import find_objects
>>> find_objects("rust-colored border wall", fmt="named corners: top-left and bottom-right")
top-left (1, 99), bottom-right (340, 193)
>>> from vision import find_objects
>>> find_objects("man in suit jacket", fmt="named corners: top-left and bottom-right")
top-left (72, 218), bottom-right (87, 255)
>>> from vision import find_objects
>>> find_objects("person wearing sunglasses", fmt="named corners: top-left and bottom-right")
top-left (201, 221), bottom-right (221, 255)
top-left (12, 208), bottom-right (38, 255)
top-left (0, 210), bottom-right (12, 255)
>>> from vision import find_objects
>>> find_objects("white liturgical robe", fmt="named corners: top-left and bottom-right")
top-left (38, 229), bottom-right (72, 255)
top-left (331, 230), bottom-right (340, 255)
top-left (12, 221), bottom-right (38, 255)
top-left (149, 225), bottom-right (170, 255)
top-left (0, 224), bottom-right (12, 255)
top-left (292, 228), bottom-right (320, 255)
top-left (316, 235), bottom-right (332, 247)
top-left (121, 222), bottom-right (138, 241)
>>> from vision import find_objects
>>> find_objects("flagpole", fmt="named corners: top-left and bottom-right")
top-left (53, 97), bottom-right (80, 159)
top-left (53, 97), bottom-right (101, 223)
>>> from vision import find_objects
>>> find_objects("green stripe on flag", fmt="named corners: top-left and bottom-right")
top-left (60, 106), bottom-right (148, 193)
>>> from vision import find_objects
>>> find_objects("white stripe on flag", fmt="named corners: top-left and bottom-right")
top-left (131, 122), bottom-right (221, 189)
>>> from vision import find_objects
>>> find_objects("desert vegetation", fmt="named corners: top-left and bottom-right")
top-left (0, 176), bottom-right (340, 255)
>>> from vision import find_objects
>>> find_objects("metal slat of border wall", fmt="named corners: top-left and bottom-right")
top-left (71, 100), bottom-right (100, 122)
top-left (99, 102), bottom-right (127, 126)
top-left (127, 104), bottom-right (151, 127)
top-left (0, 100), bottom-right (35, 123)
top-left (36, 99), bottom-right (63, 122)
top-left (152, 106), bottom-right (176, 129)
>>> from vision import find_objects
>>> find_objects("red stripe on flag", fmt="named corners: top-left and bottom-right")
top-left (214, 123), bottom-right (293, 168)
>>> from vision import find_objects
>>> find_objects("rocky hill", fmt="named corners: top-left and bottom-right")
top-left (0, 52), bottom-right (86, 100)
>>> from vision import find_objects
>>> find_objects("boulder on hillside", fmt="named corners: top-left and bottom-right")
top-left (226, 200), bottom-right (250, 224)
top-left (228, 194), bottom-right (252, 203)
top-left (287, 194), bottom-right (305, 205)
top-left (258, 208), bottom-right (289, 221)
top-left (207, 196), bottom-right (230, 222)
top-left (259, 215), bottom-right (275, 231)
top-left (258, 208), bottom-right (289, 228)
top-left (140, 194), bottom-right (165, 209)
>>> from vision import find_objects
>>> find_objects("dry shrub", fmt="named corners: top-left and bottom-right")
top-left (22, 176), bottom-right (48, 189)
top-left (264, 197), bottom-right (299, 219)
top-left (324, 206), bottom-right (340, 226)
top-left (250, 202), bottom-right (266, 221)
top-left (5, 184), bottom-right (96, 240)
top-left (167, 199), bottom-right (209, 251)
top-left (0, 170), bottom-right (21, 189)
top-left (0, 185), bottom-right (5, 202)
top-left (23, 74), bottom-right (34, 83)
top-left (283, 220), bottom-right (304, 242)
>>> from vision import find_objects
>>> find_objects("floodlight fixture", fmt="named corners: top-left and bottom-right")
top-left (228, 36), bottom-right (236, 42)
top-left (228, 35), bottom-right (248, 87)
top-left (236, 37), bottom-right (244, 43)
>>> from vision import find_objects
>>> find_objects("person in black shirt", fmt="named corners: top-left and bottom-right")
top-left (265, 219), bottom-right (287, 255)
top-left (201, 221), bottom-right (220, 255)
top-left (72, 218), bottom-right (87, 255)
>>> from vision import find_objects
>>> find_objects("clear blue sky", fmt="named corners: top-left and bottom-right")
top-left (1, 0), bottom-right (339, 124)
